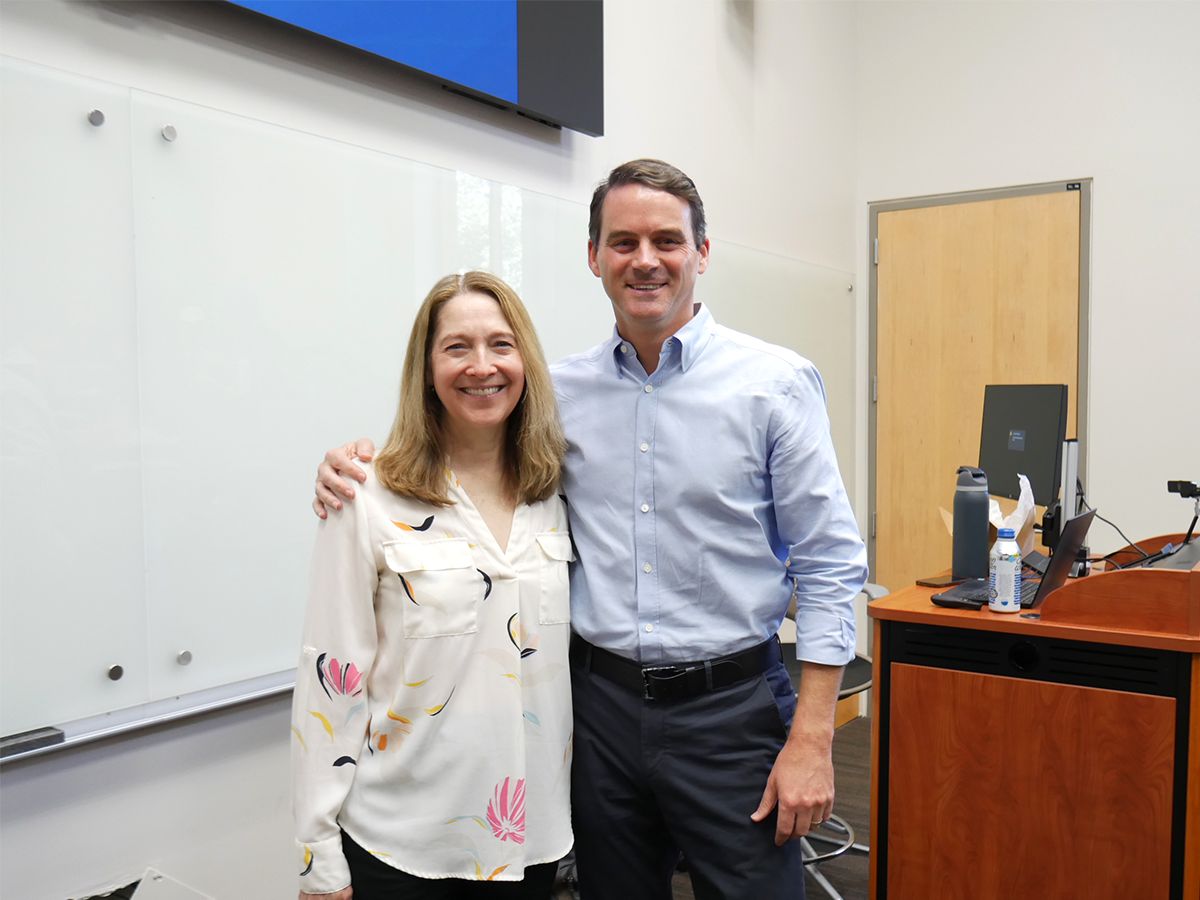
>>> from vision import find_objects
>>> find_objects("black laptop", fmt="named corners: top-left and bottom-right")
top-left (932, 508), bottom-right (1097, 610)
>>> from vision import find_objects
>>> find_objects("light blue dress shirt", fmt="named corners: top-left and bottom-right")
top-left (552, 304), bottom-right (867, 667)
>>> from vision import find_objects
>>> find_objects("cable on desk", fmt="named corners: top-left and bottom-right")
top-left (1078, 484), bottom-right (1152, 569)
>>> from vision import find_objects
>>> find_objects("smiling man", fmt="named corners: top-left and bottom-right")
top-left (554, 159), bottom-right (866, 900)
top-left (585, 179), bottom-right (708, 370)
top-left (315, 159), bottom-right (867, 900)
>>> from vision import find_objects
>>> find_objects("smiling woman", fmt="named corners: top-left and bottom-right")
top-left (429, 291), bottom-right (526, 447)
top-left (375, 271), bottom-right (564, 509)
top-left (291, 271), bottom-right (572, 898)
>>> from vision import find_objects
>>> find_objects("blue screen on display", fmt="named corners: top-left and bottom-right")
top-left (232, 0), bottom-right (519, 103)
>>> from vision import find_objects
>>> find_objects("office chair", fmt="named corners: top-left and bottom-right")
top-left (781, 582), bottom-right (886, 900)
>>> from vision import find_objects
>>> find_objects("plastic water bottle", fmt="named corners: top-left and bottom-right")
top-left (989, 527), bottom-right (1022, 613)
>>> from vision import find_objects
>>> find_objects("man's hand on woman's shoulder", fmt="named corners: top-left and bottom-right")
top-left (313, 438), bottom-right (376, 518)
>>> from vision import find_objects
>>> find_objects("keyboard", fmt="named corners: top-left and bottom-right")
top-left (1023, 551), bottom-right (1050, 576)
top-left (931, 577), bottom-right (1039, 610)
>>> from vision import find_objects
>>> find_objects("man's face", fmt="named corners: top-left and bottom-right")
top-left (588, 184), bottom-right (709, 341)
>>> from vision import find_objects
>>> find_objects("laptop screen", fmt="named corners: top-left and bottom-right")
top-left (1028, 508), bottom-right (1096, 608)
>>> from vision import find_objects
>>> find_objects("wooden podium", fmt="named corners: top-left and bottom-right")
top-left (868, 536), bottom-right (1200, 899)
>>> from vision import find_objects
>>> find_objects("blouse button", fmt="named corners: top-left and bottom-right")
top-left (641, 503), bottom-right (650, 513)
top-left (642, 562), bottom-right (653, 574)
top-left (639, 442), bottom-right (649, 452)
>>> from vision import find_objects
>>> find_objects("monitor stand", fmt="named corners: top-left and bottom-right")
top-left (1042, 440), bottom-right (1088, 575)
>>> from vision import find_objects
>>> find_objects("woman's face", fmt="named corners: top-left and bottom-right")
top-left (428, 291), bottom-right (526, 441)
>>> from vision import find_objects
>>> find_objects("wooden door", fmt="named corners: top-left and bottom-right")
top-left (872, 188), bottom-right (1082, 593)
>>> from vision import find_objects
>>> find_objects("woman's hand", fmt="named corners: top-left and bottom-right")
top-left (313, 438), bottom-right (376, 518)
top-left (299, 889), bottom-right (352, 900)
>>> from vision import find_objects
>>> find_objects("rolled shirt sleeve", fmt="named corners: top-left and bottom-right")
top-left (770, 364), bottom-right (868, 666)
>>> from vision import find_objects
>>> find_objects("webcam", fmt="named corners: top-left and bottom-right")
top-left (1167, 480), bottom-right (1198, 499)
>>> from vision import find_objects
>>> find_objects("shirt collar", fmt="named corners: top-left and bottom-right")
top-left (675, 303), bottom-right (715, 372)
top-left (607, 302), bottom-right (716, 375)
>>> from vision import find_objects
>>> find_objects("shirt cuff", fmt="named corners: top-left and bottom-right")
top-left (298, 834), bottom-right (351, 895)
top-left (791, 608), bottom-right (855, 666)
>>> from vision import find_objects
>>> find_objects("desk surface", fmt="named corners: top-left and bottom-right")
top-left (869, 540), bottom-right (1200, 653)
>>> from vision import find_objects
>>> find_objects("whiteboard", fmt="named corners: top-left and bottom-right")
top-left (0, 56), bottom-right (856, 741)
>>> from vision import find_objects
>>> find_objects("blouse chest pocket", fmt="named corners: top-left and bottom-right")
top-left (383, 539), bottom-right (481, 638)
top-left (535, 532), bottom-right (574, 625)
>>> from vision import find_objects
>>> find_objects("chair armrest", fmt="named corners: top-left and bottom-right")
top-left (786, 581), bottom-right (889, 622)
top-left (860, 582), bottom-right (889, 602)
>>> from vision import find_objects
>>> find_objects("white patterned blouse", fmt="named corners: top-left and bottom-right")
top-left (292, 463), bottom-right (574, 894)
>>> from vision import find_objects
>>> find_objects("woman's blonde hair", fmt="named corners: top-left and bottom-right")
top-left (374, 271), bottom-right (565, 505)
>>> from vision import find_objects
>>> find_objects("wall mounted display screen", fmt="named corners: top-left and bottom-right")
top-left (228, 0), bottom-right (603, 136)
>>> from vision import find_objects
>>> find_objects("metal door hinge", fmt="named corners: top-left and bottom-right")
top-left (873, 237), bottom-right (879, 265)
top-left (872, 374), bottom-right (878, 403)
top-left (871, 512), bottom-right (877, 538)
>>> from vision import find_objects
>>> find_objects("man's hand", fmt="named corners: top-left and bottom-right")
top-left (300, 889), bottom-right (352, 900)
top-left (313, 439), bottom-right (376, 518)
top-left (750, 733), bottom-right (835, 845)
top-left (750, 659), bottom-right (843, 845)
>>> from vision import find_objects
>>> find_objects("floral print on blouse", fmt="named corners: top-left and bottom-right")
top-left (292, 464), bottom-right (573, 893)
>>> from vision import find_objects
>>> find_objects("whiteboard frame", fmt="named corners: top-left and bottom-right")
top-left (0, 670), bottom-right (294, 765)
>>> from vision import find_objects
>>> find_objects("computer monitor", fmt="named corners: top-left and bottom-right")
top-left (977, 384), bottom-right (1068, 507)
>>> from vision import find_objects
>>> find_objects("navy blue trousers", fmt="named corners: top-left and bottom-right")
top-left (569, 644), bottom-right (806, 900)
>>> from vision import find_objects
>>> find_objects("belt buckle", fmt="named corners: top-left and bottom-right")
top-left (641, 665), bottom-right (681, 701)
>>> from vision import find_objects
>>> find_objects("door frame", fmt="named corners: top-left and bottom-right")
top-left (867, 179), bottom-right (1092, 579)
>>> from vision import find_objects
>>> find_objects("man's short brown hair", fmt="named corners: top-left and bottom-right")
top-left (588, 159), bottom-right (707, 249)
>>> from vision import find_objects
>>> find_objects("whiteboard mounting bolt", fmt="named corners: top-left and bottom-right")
top-left (161, 124), bottom-right (178, 142)
top-left (177, 650), bottom-right (193, 666)
top-left (107, 664), bottom-right (124, 681)
top-left (87, 109), bottom-right (105, 126)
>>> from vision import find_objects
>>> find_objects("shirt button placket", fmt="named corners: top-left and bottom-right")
top-left (634, 376), bottom-right (658, 655)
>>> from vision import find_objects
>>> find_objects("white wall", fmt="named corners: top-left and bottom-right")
top-left (0, 2), bottom-right (859, 897)
top-left (853, 0), bottom-right (1200, 551)
top-left (0, 698), bottom-right (294, 899)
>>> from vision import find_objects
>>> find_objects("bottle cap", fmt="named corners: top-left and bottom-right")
top-left (956, 466), bottom-right (989, 490)
top-left (998, 528), bottom-right (1016, 539)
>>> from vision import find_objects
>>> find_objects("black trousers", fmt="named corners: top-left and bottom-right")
top-left (569, 646), bottom-right (806, 900)
top-left (342, 832), bottom-right (559, 900)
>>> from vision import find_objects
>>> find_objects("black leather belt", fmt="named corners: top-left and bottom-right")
top-left (570, 633), bottom-right (778, 701)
